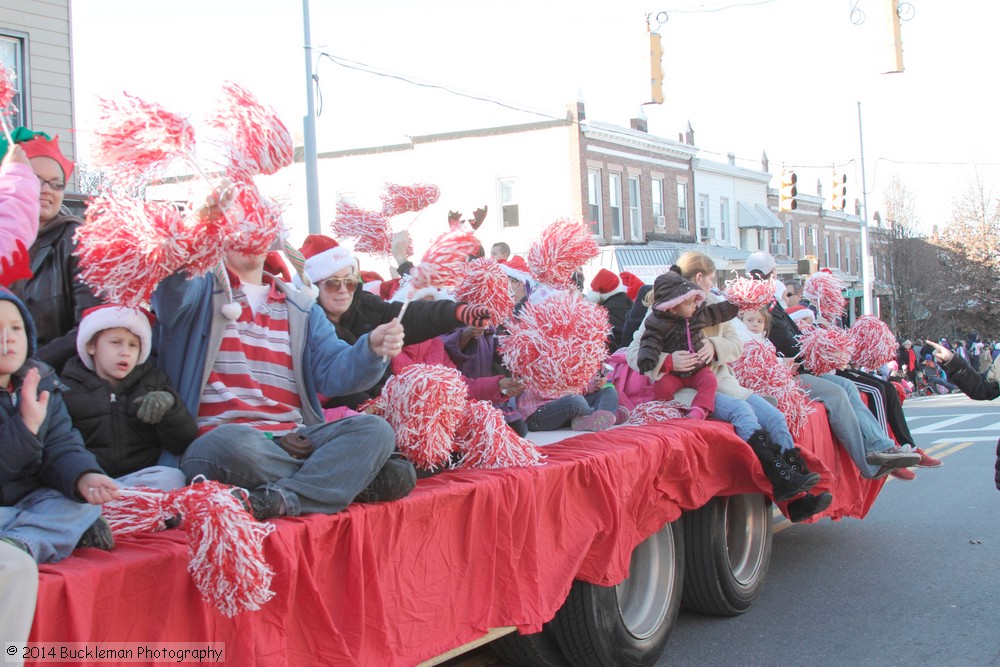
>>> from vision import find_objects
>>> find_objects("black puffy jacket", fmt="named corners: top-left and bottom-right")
top-left (11, 210), bottom-right (102, 372)
top-left (60, 357), bottom-right (196, 479)
top-left (942, 353), bottom-right (1000, 490)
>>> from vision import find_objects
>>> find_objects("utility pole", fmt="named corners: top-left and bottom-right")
top-left (301, 0), bottom-right (321, 234)
top-left (857, 101), bottom-right (873, 316)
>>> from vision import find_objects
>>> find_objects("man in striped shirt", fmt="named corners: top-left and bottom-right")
top-left (152, 249), bottom-right (415, 520)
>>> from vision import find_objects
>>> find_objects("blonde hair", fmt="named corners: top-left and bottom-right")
top-left (675, 252), bottom-right (716, 282)
top-left (741, 306), bottom-right (772, 335)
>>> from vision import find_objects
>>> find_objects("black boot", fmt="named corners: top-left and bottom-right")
top-left (782, 446), bottom-right (819, 480)
top-left (788, 492), bottom-right (833, 522)
top-left (746, 430), bottom-right (820, 502)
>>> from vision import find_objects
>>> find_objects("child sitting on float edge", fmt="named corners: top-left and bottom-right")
top-left (0, 287), bottom-right (120, 563)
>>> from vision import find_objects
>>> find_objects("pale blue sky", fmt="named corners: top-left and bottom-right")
top-left (70, 0), bottom-right (998, 232)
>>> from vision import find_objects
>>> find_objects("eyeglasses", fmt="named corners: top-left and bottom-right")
top-left (320, 276), bottom-right (360, 293)
top-left (37, 177), bottom-right (66, 192)
top-left (785, 291), bottom-right (799, 298)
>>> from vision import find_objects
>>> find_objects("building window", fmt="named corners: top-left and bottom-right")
top-left (609, 172), bottom-right (623, 239)
top-left (719, 198), bottom-right (729, 242)
top-left (799, 227), bottom-right (806, 256)
top-left (823, 234), bottom-right (830, 267)
top-left (810, 228), bottom-right (818, 256)
top-left (0, 34), bottom-right (27, 129)
top-left (652, 179), bottom-right (664, 227)
top-left (587, 168), bottom-right (603, 236)
top-left (698, 195), bottom-right (710, 240)
top-left (835, 237), bottom-right (842, 269)
top-left (785, 221), bottom-right (793, 256)
top-left (498, 178), bottom-right (519, 228)
top-left (628, 175), bottom-right (641, 241)
top-left (677, 182), bottom-right (688, 231)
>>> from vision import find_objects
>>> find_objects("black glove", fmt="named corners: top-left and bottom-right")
top-left (637, 354), bottom-right (658, 375)
top-left (135, 391), bottom-right (175, 425)
top-left (455, 304), bottom-right (492, 327)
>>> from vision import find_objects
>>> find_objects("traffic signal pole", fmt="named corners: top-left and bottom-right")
top-left (301, 0), bottom-right (321, 234)
top-left (857, 101), bottom-right (873, 316)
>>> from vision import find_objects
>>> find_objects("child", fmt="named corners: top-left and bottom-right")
top-left (0, 287), bottom-right (120, 563)
top-left (635, 269), bottom-right (738, 419)
top-left (61, 305), bottom-right (195, 487)
top-left (0, 144), bottom-right (39, 286)
top-left (515, 367), bottom-right (626, 432)
top-left (740, 307), bottom-right (771, 340)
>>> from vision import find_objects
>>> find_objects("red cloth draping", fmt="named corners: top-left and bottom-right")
top-left (30, 410), bottom-right (881, 667)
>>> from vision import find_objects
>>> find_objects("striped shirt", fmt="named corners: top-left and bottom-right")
top-left (196, 279), bottom-right (303, 435)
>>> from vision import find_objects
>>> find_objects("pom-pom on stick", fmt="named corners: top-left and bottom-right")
top-left (723, 276), bottom-right (775, 312)
top-left (731, 338), bottom-right (814, 439)
top-left (379, 364), bottom-right (469, 471)
top-left (499, 289), bottom-right (610, 396)
top-left (795, 325), bottom-right (854, 376)
top-left (453, 400), bottom-right (544, 469)
top-left (102, 487), bottom-right (170, 536)
top-left (206, 81), bottom-right (294, 177)
top-left (380, 182), bottom-right (441, 218)
top-left (454, 257), bottom-right (515, 325)
top-left (803, 271), bottom-right (847, 323)
top-left (849, 315), bottom-right (898, 370)
top-left (89, 93), bottom-right (196, 184)
top-left (408, 230), bottom-right (480, 292)
top-left (527, 218), bottom-right (599, 287)
top-left (331, 201), bottom-right (393, 257)
top-left (223, 179), bottom-right (286, 256)
top-left (624, 400), bottom-right (688, 425)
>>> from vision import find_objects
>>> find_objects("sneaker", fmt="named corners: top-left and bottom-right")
top-left (788, 491), bottom-right (833, 523)
top-left (865, 446), bottom-right (921, 468)
top-left (354, 458), bottom-right (417, 504)
top-left (685, 406), bottom-right (709, 420)
top-left (570, 410), bottom-right (616, 432)
top-left (890, 467), bottom-right (917, 481)
top-left (76, 516), bottom-right (115, 551)
top-left (232, 486), bottom-right (286, 520)
top-left (614, 406), bottom-right (630, 425)
top-left (915, 448), bottom-right (943, 468)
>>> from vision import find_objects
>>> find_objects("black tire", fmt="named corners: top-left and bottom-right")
top-left (491, 627), bottom-right (570, 667)
top-left (548, 520), bottom-right (684, 667)
top-left (681, 493), bottom-right (772, 616)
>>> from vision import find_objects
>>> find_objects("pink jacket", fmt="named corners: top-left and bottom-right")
top-left (0, 162), bottom-right (40, 285)
top-left (391, 336), bottom-right (504, 402)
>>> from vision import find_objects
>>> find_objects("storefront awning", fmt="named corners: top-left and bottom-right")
top-left (736, 202), bottom-right (783, 230)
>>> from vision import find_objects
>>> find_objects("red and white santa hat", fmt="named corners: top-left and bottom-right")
top-left (585, 268), bottom-right (627, 303)
top-left (299, 234), bottom-right (359, 284)
top-left (786, 305), bottom-right (815, 324)
top-left (497, 255), bottom-right (533, 283)
top-left (76, 305), bottom-right (155, 371)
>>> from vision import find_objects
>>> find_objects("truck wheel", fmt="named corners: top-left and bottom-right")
top-left (681, 493), bottom-right (772, 616)
top-left (548, 520), bottom-right (684, 667)
top-left (491, 627), bottom-right (570, 667)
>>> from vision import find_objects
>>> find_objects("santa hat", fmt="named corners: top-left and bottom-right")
top-left (786, 305), bottom-right (815, 324)
top-left (650, 271), bottom-right (705, 312)
top-left (619, 271), bottom-right (643, 301)
top-left (263, 250), bottom-right (291, 283)
top-left (77, 305), bottom-right (154, 371)
top-left (20, 133), bottom-right (75, 179)
top-left (299, 234), bottom-right (358, 284)
top-left (586, 268), bottom-right (627, 304)
top-left (498, 255), bottom-right (532, 283)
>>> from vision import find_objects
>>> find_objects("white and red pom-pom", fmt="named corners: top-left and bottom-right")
top-left (731, 338), bottom-right (814, 439)
top-left (803, 272), bottom-right (847, 323)
top-left (849, 315), bottom-right (898, 369)
top-left (453, 400), bottom-right (544, 469)
top-left (454, 257), bottom-right (515, 324)
top-left (178, 207), bottom-right (234, 278)
top-left (331, 202), bottom-right (393, 256)
top-left (625, 400), bottom-right (687, 425)
top-left (102, 487), bottom-right (171, 536)
top-left (795, 325), bottom-right (854, 376)
top-left (380, 182), bottom-right (441, 218)
top-left (380, 364), bottom-right (469, 471)
top-left (206, 81), bottom-right (293, 177)
top-left (499, 289), bottom-right (609, 395)
top-left (408, 230), bottom-right (480, 291)
top-left (76, 195), bottom-right (188, 307)
top-left (723, 276), bottom-right (775, 312)
top-left (0, 63), bottom-right (14, 111)
top-left (527, 218), bottom-right (599, 287)
top-left (223, 179), bottom-right (285, 256)
top-left (90, 93), bottom-right (196, 182)
top-left (167, 480), bottom-right (276, 618)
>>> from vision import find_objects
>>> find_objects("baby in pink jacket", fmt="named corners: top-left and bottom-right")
top-left (0, 144), bottom-right (40, 285)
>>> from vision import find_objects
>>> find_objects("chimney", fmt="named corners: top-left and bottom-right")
top-left (685, 120), bottom-right (695, 145)
top-left (817, 178), bottom-right (823, 197)
top-left (630, 107), bottom-right (648, 133)
top-left (567, 100), bottom-right (586, 122)
top-left (761, 150), bottom-right (769, 173)
top-left (727, 152), bottom-right (736, 166)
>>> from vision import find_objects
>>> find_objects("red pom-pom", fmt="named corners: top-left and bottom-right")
top-left (731, 338), bottom-right (815, 438)
top-left (380, 182), bottom-right (441, 217)
top-left (223, 179), bottom-right (285, 256)
top-left (453, 258), bottom-right (515, 324)
top-left (624, 400), bottom-right (687, 424)
top-left (331, 201), bottom-right (393, 256)
top-left (206, 81), bottom-right (293, 177)
top-left (453, 400), bottom-right (544, 468)
top-left (0, 62), bottom-right (15, 111)
top-left (380, 364), bottom-right (469, 471)
top-left (90, 93), bottom-right (196, 183)
top-left (803, 272), bottom-right (847, 323)
top-left (795, 325), bottom-right (854, 376)
top-left (723, 276), bottom-right (775, 312)
top-left (499, 289), bottom-right (610, 395)
top-left (848, 315), bottom-right (898, 369)
top-left (102, 487), bottom-right (170, 536)
top-left (408, 230), bottom-right (480, 292)
top-left (527, 218), bottom-right (599, 287)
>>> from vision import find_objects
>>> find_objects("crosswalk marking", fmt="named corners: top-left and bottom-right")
top-left (910, 415), bottom-right (982, 434)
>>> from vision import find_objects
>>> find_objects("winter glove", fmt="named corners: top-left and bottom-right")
top-left (455, 304), bottom-right (492, 328)
top-left (135, 391), bottom-right (175, 425)
top-left (637, 352), bottom-right (659, 375)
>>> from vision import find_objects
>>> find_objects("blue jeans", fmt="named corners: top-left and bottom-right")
top-left (710, 393), bottom-right (793, 450)
top-left (0, 488), bottom-right (102, 564)
top-left (526, 387), bottom-right (619, 431)
top-left (798, 373), bottom-right (882, 478)
top-left (117, 466), bottom-right (186, 491)
top-left (180, 415), bottom-right (396, 516)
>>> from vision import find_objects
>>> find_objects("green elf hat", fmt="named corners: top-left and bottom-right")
top-left (0, 126), bottom-right (51, 161)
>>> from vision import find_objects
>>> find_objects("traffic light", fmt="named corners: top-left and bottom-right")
top-left (884, 0), bottom-right (904, 73)
top-left (649, 32), bottom-right (664, 105)
top-left (830, 172), bottom-right (847, 210)
top-left (779, 171), bottom-right (798, 212)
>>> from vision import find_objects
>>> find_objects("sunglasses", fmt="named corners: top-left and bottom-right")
top-left (320, 276), bottom-right (360, 293)
top-left (37, 176), bottom-right (67, 191)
